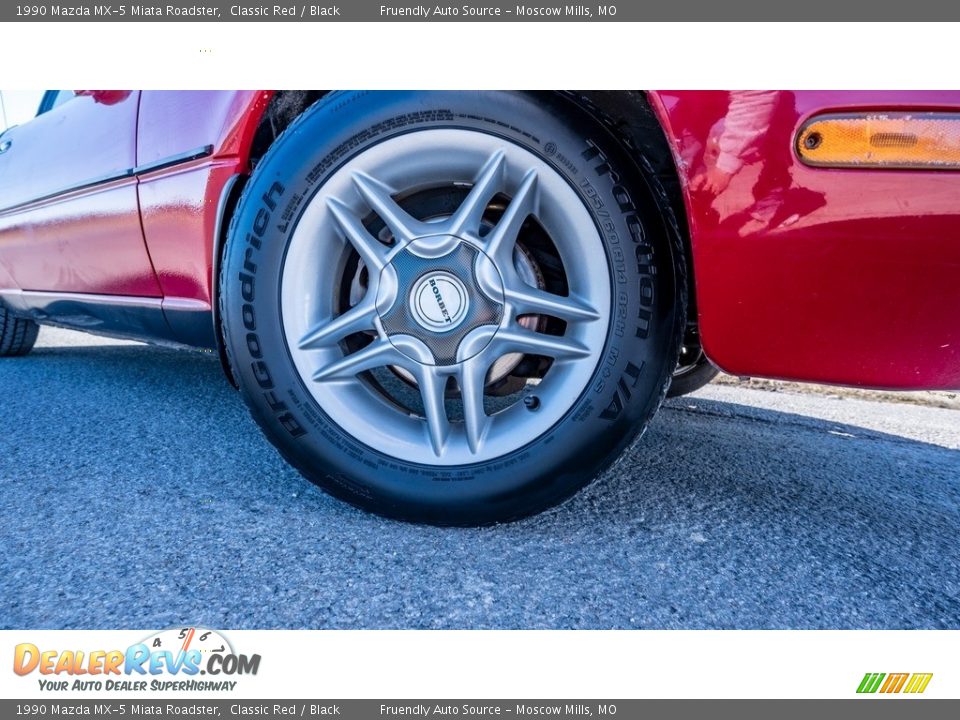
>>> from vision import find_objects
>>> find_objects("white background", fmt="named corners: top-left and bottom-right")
top-left (0, 22), bottom-right (957, 90)
top-left (0, 20), bottom-right (957, 701)
top-left (1, 630), bottom-right (957, 698)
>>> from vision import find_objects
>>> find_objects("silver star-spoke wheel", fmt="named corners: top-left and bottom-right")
top-left (280, 129), bottom-right (611, 465)
top-left (222, 91), bottom-right (684, 524)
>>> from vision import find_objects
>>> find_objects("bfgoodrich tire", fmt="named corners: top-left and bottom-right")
top-left (221, 91), bottom-right (686, 525)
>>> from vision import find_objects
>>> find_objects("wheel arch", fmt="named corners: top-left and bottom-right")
top-left (211, 90), bottom-right (697, 383)
top-left (210, 91), bottom-right (330, 385)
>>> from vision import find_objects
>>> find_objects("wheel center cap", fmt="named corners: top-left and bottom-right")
top-left (409, 272), bottom-right (469, 332)
top-left (376, 238), bottom-right (504, 366)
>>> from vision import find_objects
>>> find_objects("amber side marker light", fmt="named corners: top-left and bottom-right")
top-left (797, 113), bottom-right (960, 169)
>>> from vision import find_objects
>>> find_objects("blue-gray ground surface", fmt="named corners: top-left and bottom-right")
top-left (1, 328), bottom-right (958, 629)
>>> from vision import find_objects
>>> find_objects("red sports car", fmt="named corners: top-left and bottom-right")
top-left (0, 90), bottom-right (957, 524)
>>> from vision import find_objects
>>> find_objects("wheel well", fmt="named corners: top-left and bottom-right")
top-left (212, 90), bottom-right (697, 385)
top-left (248, 91), bottom-right (330, 167)
top-left (212, 91), bottom-right (330, 386)
top-left (245, 91), bottom-right (693, 299)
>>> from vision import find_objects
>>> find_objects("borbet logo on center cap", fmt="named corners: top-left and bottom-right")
top-left (429, 279), bottom-right (453, 323)
top-left (411, 273), bottom-right (469, 331)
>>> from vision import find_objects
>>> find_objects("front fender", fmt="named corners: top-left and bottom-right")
top-left (648, 90), bottom-right (960, 390)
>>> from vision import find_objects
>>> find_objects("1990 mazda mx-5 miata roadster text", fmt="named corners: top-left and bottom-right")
top-left (1, 90), bottom-right (957, 524)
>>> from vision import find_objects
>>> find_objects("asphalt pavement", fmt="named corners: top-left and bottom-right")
top-left (1, 327), bottom-right (958, 629)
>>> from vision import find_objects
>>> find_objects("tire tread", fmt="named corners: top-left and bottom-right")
top-left (0, 307), bottom-right (40, 357)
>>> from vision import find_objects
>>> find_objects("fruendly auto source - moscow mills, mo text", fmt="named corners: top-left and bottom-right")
top-left (379, 4), bottom-right (614, 17)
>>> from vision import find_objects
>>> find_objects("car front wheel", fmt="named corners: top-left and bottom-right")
top-left (221, 91), bottom-right (686, 525)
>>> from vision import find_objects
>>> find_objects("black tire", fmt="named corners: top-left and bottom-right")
top-left (0, 306), bottom-right (40, 357)
top-left (668, 355), bottom-right (720, 397)
top-left (221, 91), bottom-right (686, 525)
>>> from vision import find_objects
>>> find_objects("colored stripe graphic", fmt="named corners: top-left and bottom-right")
top-left (857, 672), bottom-right (932, 694)
top-left (880, 673), bottom-right (909, 693)
top-left (904, 673), bottom-right (933, 694)
top-left (857, 673), bottom-right (885, 693)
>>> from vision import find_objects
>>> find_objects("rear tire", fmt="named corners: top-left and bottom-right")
top-left (221, 91), bottom-right (686, 525)
top-left (0, 306), bottom-right (40, 357)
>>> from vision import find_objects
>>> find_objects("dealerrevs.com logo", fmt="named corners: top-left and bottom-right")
top-left (857, 673), bottom-right (933, 695)
top-left (13, 627), bottom-right (260, 692)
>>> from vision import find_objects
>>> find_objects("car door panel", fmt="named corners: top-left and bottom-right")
top-left (0, 90), bottom-right (162, 297)
top-left (136, 90), bottom-right (270, 304)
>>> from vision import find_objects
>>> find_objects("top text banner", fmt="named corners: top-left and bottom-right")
top-left (5, 1), bottom-right (960, 21)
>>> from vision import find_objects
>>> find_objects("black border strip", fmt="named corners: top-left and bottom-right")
top-left (0, 144), bottom-right (214, 214)
top-left (134, 144), bottom-right (214, 175)
top-left (0, 167), bottom-right (135, 212)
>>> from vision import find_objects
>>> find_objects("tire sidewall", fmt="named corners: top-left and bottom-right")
top-left (222, 91), bottom-right (683, 524)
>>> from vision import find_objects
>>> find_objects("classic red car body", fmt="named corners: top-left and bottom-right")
top-left (652, 90), bottom-right (960, 390)
top-left (1, 90), bottom-right (958, 389)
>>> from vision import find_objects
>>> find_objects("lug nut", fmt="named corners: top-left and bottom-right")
top-left (523, 395), bottom-right (540, 411)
